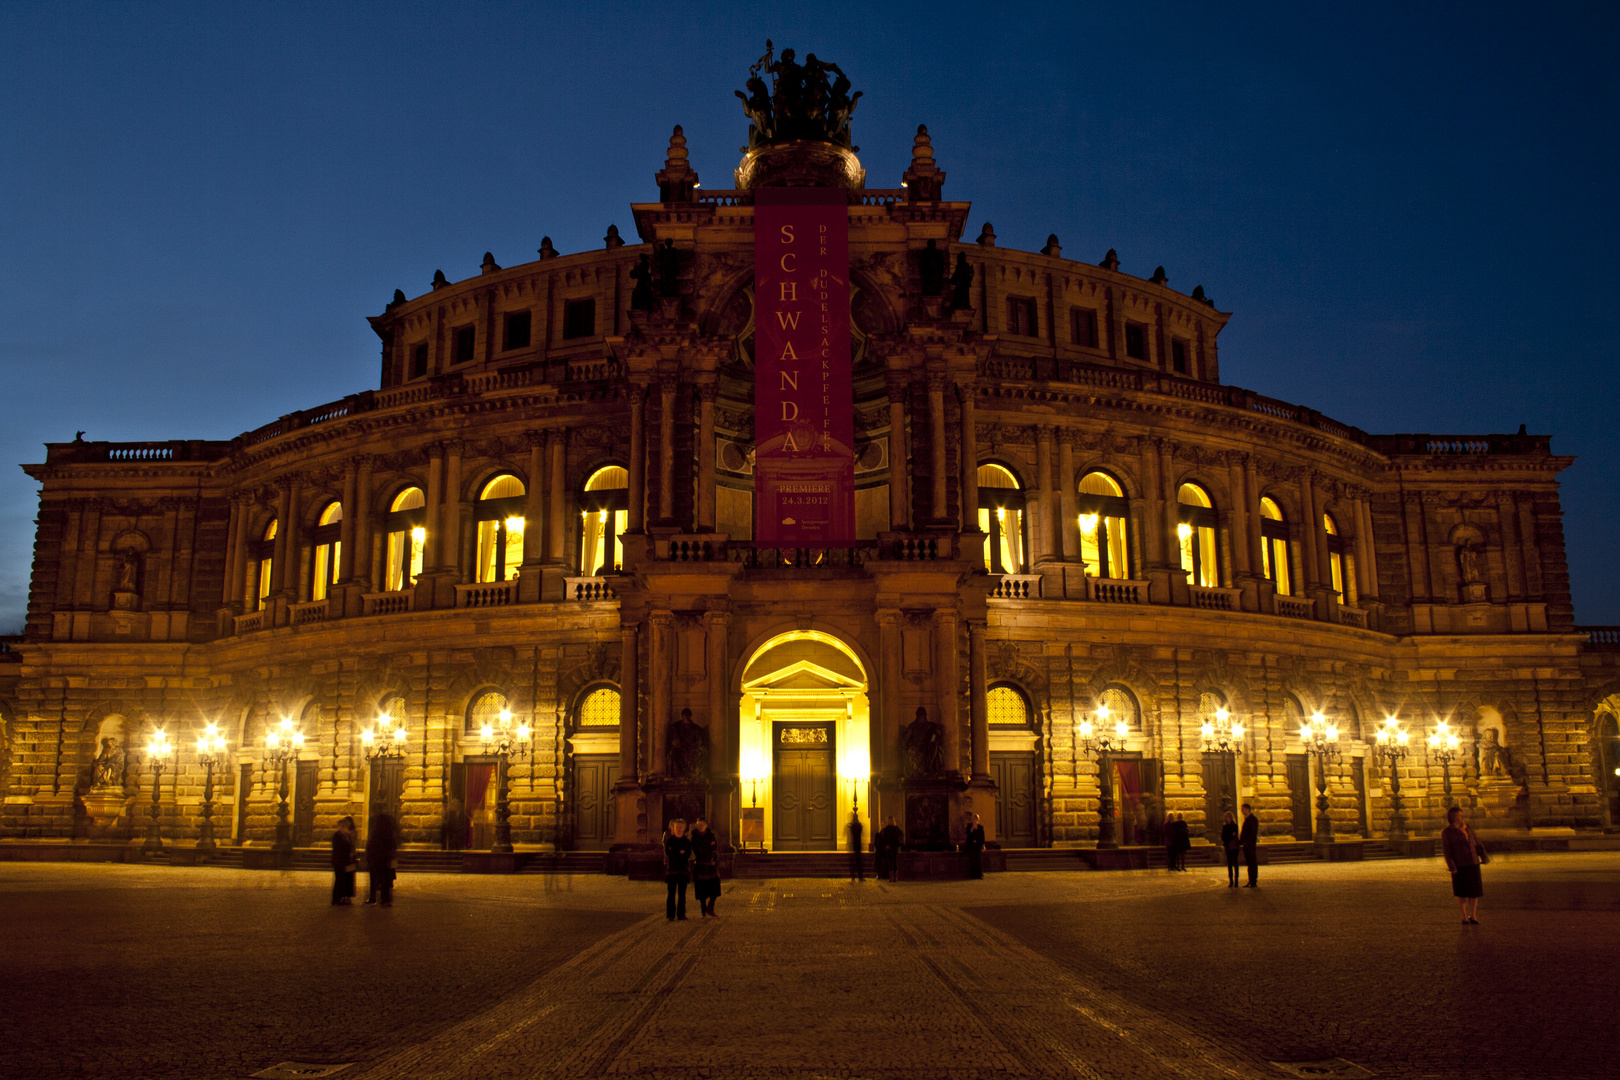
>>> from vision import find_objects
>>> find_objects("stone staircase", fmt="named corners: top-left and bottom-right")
top-left (731, 851), bottom-right (869, 879)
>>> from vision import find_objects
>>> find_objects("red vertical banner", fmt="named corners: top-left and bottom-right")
top-left (753, 188), bottom-right (855, 546)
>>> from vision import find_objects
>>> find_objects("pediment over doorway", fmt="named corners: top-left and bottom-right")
top-left (742, 659), bottom-right (865, 694)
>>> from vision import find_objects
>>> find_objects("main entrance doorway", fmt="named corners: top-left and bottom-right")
top-left (737, 631), bottom-right (871, 855)
top-left (772, 722), bottom-right (836, 850)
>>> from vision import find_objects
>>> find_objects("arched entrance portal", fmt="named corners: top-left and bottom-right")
top-left (737, 632), bottom-right (870, 853)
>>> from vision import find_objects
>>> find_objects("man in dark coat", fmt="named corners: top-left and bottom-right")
top-left (847, 812), bottom-right (865, 882)
top-left (876, 817), bottom-right (904, 883)
top-left (366, 809), bottom-right (399, 906)
top-left (1239, 803), bottom-right (1261, 887)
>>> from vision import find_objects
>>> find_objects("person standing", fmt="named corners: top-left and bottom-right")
top-left (847, 811), bottom-right (866, 882)
top-left (1162, 814), bottom-right (1177, 872)
top-left (330, 816), bottom-right (357, 905)
top-left (876, 816), bottom-right (903, 883)
top-left (663, 818), bottom-right (692, 921)
top-left (1172, 814), bottom-right (1191, 871)
top-left (1219, 811), bottom-right (1240, 887)
top-left (1441, 805), bottom-right (1485, 924)
top-left (1239, 803), bottom-right (1260, 887)
top-left (963, 813), bottom-right (986, 880)
top-left (365, 809), bottom-right (399, 906)
top-left (690, 817), bottom-right (721, 917)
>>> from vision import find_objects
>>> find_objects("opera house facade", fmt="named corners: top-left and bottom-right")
top-left (3, 63), bottom-right (1617, 865)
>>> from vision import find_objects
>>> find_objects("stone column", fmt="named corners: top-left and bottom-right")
top-left (1138, 440), bottom-right (1163, 570)
top-left (221, 497), bottom-right (244, 609)
top-left (1244, 455), bottom-right (1265, 577)
top-left (933, 609), bottom-right (961, 776)
top-left (648, 611), bottom-right (674, 778)
top-left (270, 481), bottom-right (294, 598)
top-left (338, 462), bottom-right (358, 582)
top-left (1159, 441), bottom-right (1179, 562)
top-left (958, 382), bottom-right (979, 533)
top-left (696, 384), bottom-right (717, 531)
top-left (968, 621), bottom-right (989, 780)
top-left (1356, 495), bottom-right (1380, 599)
top-left (877, 610), bottom-right (902, 782)
top-left (423, 445), bottom-right (445, 569)
top-left (518, 434), bottom-right (546, 603)
top-left (1297, 470), bottom-right (1321, 590)
top-left (928, 374), bottom-right (948, 522)
top-left (1351, 492), bottom-right (1374, 601)
top-left (704, 611), bottom-right (731, 771)
top-left (1030, 426), bottom-right (1053, 567)
top-left (1056, 431), bottom-right (1079, 560)
top-left (886, 376), bottom-right (909, 530)
top-left (441, 442), bottom-right (464, 576)
top-left (352, 455), bottom-right (374, 590)
top-left (618, 624), bottom-right (640, 783)
top-left (1226, 455), bottom-right (1251, 577)
top-left (547, 432), bottom-right (567, 564)
top-left (627, 384), bottom-right (646, 533)
top-left (657, 376), bottom-right (676, 524)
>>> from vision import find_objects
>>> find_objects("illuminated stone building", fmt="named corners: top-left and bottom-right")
top-left (3, 65), bottom-right (1618, 862)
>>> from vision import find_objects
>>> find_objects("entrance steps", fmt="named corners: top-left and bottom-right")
top-left (731, 851), bottom-right (869, 879)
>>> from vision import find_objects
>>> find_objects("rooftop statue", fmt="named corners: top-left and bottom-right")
top-left (737, 40), bottom-right (862, 149)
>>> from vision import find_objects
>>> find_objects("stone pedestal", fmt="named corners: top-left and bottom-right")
top-left (902, 777), bottom-right (963, 850)
top-left (80, 791), bottom-right (132, 840)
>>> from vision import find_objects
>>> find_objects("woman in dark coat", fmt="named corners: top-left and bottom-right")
top-left (963, 813), bottom-right (986, 879)
top-left (1219, 811), bottom-right (1240, 887)
top-left (330, 816), bottom-right (357, 905)
top-left (662, 818), bottom-right (692, 921)
top-left (690, 817), bottom-right (721, 917)
top-left (1172, 814), bottom-right (1191, 871)
top-left (365, 809), bottom-right (399, 907)
top-left (1441, 805), bottom-right (1485, 923)
top-left (876, 816), bottom-right (903, 883)
top-left (1163, 815), bottom-right (1178, 871)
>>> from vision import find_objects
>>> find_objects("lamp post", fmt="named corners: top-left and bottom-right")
top-left (1077, 704), bottom-right (1131, 849)
top-left (1427, 720), bottom-right (1462, 808)
top-left (1299, 711), bottom-right (1341, 844)
top-left (263, 717), bottom-right (305, 856)
top-left (1372, 716), bottom-right (1410, 843)
top-left (140, 729), bottom-right (173, 854)
top-left (1199, 708), bottom-right (1246, 818)
top-left (480, 708), bottom-right (533, 854)
top-left (359, 713), bottom-right (410, 762)
top-left (843, 740), bottom-right (871, 816)
top-left (194, 723), bottom-right (229, 852)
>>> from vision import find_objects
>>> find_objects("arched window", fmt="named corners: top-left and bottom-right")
top-left (383, 487), bottom-right (427, 592)
top-left (475, 474), bottom-right (526, 583)
top-left (977, 464), bottom-right (1026, 573)
top-left (465, 689), bottom-right (509, 736)
top-left (311, 502), bottom-right (342, 601)
top-left (1177, 483), bottom-right (1219, 587)
top-left (251, 519), bottom-right (277, 611)
top-left (377, 692), bottom-right (405, 728)
top-left (580, 466), bottom-right (629, 575)
top-left (1283, 694), bottom-right (1305, 733)
top-left (1078, 471), bottom-right (1130, 580)
top-left (1323, 512), bottom-right (1354, 605)
top-left (1097, 684), bottom-right (1141, 731)
top-left (1197, 691), bottom-right (1227, 724)
top-left (1260, 497), bottom-right (1293, 596)
top-left (988, 685), bottom-right (1032, 728)
top-left (577, 686), bottom-right (621, 727)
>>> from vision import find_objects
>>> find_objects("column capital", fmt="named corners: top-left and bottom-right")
top-left (931, 607), bottom-right (959, 628)
top-left (886, 374), bottom-right (910, 402)
top-left (525, 429), bottom-right (548, 448)
top-left (925, 372), bottom-right (950, 394)
top-left (875, 608), bottom-right (902, 628)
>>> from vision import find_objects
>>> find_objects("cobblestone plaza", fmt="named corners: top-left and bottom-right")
top-left (2, 854), bottom-right (1614, 1080)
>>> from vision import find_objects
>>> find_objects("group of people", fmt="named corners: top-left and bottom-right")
top-left (329, 810), bottom-right (399, 907)
top-left (661, 817), bottom-right (721, 920)
top-left (1217, 805), bottom-right (1262, 887)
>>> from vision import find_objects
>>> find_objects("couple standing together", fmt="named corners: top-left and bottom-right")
top-left (1218, 804), bottom-right (1261, 887)
top-left (662, 817), bottom-right (720, 920)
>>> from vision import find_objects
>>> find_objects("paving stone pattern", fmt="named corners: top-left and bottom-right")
top-left (0, 854), bottom-right (1615, 1079)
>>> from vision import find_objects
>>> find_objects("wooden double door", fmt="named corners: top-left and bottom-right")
top-left (990, 752), bottom-right (1038, 847)
top-left (571, 754), bottom-right (619, 850)
top-left (773, 722), bottom-right (836, 851)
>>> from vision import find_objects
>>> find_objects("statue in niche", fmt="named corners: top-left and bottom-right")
top-left (903, 706), bottom-right (945, 777)
top-left (629, 254), bottom-right (655, 311)
top-left (92, 737), bottom-right (122, 788)
top-left (116, 551), bottom-right (139, 594)
top-left (1480, 727), bottom-right (1510, 779)
top-left (949, 253), bottom-right (974, 311)
top-left (1457, 542), bottom-right (1482, 585)
top-left (917, 240), bottom-right (946, 297)
top-left (666, 708), bottom-right (709, 781)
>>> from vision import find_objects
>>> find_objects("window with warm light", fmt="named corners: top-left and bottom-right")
top-left (1323, 512), bottom-right (1355, 605)
top-left (465, 689), bottom-right (509, 735)
top-left (580, 465), bottom-right (629, 575)
top-left (475, 474), bottom-right (526, 583)
top-left (577, 687), bottom-right (621, 727)
top-left (1177, 483), bottom-right (1219, 587)
top-left (1259, 497), bottom-right (1293, 596)
top-left (1098, 684), bottom-right (1140, 731)
top-left (1078, 471), bottom-right (1130, 579)
top-left (383, 487), bottom-right (426, 592)
top-left (976, 463), bottom-right (1025, 573)
top-left (988, 685), bottom-right (1031, 728)
top-left (311, 501), bottom-right (342, 601)
top-left (251, 519), bottom-right (277, 611)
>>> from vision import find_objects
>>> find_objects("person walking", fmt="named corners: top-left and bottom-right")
top-left (963, 813), bottom-right (986, 879)
top-left (330, 816), bottom-right (357, 905)
top-left (1172, 814), bottom-right (1191, 871)
top-left (663, 818), bottom-right (692, 921)
top-left (1239, 803), bottom-right (1260, 887)
top-left (365, 808), bottom-right (399, 906)
top-left (847, 812), bottom-right (866, 882)
top-left (876, 816), bottom-right (903, 883)
top-left (1219, 811), bottom-right (1240, 887)
top-left (690, 817), bottom-right (721, 917)
top-left (1163, 814), bottom-right (1177, 872)
top-left (1441, 805), bottom-right (1486, 924)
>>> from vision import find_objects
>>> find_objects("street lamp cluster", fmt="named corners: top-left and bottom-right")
top-left (1075, 705), bottom-right (1131, 849)
top-left (480, 708), bottom-right (533, 854)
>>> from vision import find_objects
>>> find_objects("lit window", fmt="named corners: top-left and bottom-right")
top-left (1259, 497), bottom-right (1292, 596)
top-left (1098, 685), bottom-right (1140, 730)
top-left (578, 687), bottom-right (621, 727)
top-left (1177, 483), bottom-right (1219, 587)
top-left (475, 474), bottom-right (527, 583)
top-left (466, 689), bottom-right (509, 735)
top-left (1324, 512), bottom-right (1355, 605)
top-left (311, 501), bottom-right (342, 602)
top-left (988, 686), bottom-right (1030, 728)
top-left (384, 487), bottom-right (426, 592)
top-left (580, 466), bottom-right (629, 575)
top-left (252, 519), bottom-right (276, 611)
top-left (976, 463), bottom-right (1025, 574)
top-left (1078, 472), bottom-right (1130, 579)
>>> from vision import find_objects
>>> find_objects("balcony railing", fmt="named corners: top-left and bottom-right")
top-left (565, 577), bottom-right (617, 601)
top-left (1086, 577), bottom-right (1149, 604)
top-left (1578, 626), bottom-right (1620, 649)
top-left (989, 574), bottom-right (1042, 600)
top-left (1188, 584), bottom-right (1242, 612)
top-left (289, 599), bottom-right (330, 626)
top-left (455, 580), bottom-right (517, 608)
top-left (1276, 595), bottom-right (1314, 620)
top-left (729, 546), bottom-right (873, 570)
top-left (1338, 605), bottom-right (1369, 629)
top-left (234, 610), bottom-right (266, 634)
top-left (363, 591), bottom-right (414, 616)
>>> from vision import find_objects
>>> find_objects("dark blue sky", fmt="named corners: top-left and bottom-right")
top-left (2, 2), bottom-right (1615, 629)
